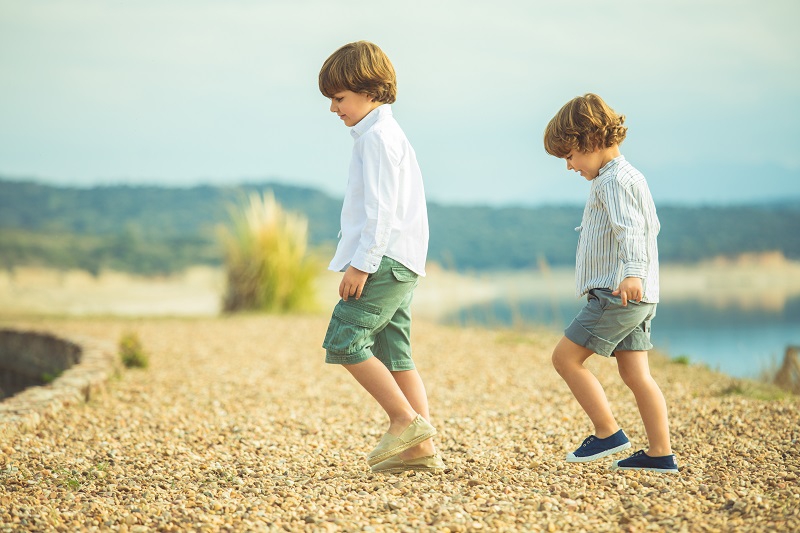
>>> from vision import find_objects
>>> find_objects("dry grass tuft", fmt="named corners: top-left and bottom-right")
top-left (774, 345), bottom-right (800, 394)
top-left (219, 191), bottom-right (320, 314)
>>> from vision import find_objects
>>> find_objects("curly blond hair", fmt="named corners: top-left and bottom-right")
top-left (543, 93), bottom-right (627, 157)
top-left (319, 41), bottom-right (397, 104)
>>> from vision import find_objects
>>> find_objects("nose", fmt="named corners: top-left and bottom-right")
top-left (329, 99), bottom-right (337, 113)
top-left (566, 160), bottom-right (573, 171)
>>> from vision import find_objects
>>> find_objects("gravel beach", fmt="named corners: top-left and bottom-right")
top-left (1, 314), bottom-right (799, 532)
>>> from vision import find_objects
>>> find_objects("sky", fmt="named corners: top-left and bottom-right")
top-left (1, 0), bottom-right (799, 206)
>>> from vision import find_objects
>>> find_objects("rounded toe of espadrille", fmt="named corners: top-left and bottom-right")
top-left (366, 415), bottom-right (437, 467)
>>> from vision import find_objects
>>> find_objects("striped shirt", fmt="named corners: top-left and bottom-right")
top-left (574, 156), bottom-right (660, 302)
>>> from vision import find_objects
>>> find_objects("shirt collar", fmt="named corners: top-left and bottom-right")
top-left (351, 104), bottom-right (392, 139)
top-left (598, 155), bottom-right (625, 177)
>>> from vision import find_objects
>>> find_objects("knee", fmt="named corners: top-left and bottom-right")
top-left (617, 365), bottom-right (650, 389)
top-left (617, 368), bottom-right (634, 388)
top-left (552, 337), bottom-right (591, 377)
top-left (551, 348), bottom-right (571, 377)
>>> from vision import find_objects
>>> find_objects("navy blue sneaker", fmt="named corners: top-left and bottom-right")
top-left (566, 429), bottom-right (631, 463)
top-left (611, 449), bottom-right (679, 473)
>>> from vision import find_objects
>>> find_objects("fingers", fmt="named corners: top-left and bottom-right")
top-left (620, 291), bottom-right (643, 306)
top-left (614, 283), bottom-right (642, 306)
top-left (612, 288), bottom-right (628, 306)
top-left (339, 281), bottom-right (361, 301)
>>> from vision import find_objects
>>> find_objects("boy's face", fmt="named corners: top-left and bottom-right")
top-left (329, 90), bottom-right (382, 127)
top-left (564, 148), bottom-right (606, 181)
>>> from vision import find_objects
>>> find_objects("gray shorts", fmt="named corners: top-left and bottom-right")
top-left (565, 288), bottom-right (656, 357)
top-left (322, 257), bottom-right (419, 371)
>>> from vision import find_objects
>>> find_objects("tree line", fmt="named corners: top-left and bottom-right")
top-left (1, 179), bottom-right (799, 275)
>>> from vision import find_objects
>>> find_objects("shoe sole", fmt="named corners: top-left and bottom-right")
top-left (610, 463), bottom-right (679, 474)
top-left (372, 465), bottom-right (445, 474)
top-left (566, 441), bottom-right (631, 463)
top-left (367, 428), bottom-right (437, 467)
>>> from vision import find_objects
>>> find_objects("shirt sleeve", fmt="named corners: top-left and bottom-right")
top-left (349, 131), bottom-right (402, 273)
top-left (600, 180), bottom-right (649, 279)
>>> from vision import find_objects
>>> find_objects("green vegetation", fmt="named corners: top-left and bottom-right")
top-left (0, 227), bottom-right (218, 276)
top-left (51, 463), bottom-right (109, 491)
top-left (54, 468), bottom-right (82, 491)
top-left (119, 332), bottom-right (148, 369)
top-left (219, 192), bottom-right (319, 313)
top-left (672, 355), bottom-right (691, 365)
top-left (40, 370), bottom-right (62, 384)
top-left (718, 379), bottom-right (791, 401)
top-left (1, 178), bottom-right (799, 274)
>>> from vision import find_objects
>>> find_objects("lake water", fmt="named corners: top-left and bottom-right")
top-left (443, 295), bottom-right (800, 379)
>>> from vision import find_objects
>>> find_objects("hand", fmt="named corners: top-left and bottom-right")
top-left (612, 277), bottom-right (643, 306)
top-left (339, 266), bottom-right (369, 301)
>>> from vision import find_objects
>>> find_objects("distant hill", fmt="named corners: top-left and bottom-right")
top-left (1, 178), bottom-right (799, 274)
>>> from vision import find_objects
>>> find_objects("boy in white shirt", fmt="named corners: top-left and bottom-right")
top-left (319, 41), bottom-right (444, 473)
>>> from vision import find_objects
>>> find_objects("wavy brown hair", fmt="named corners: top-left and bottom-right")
top-left (319, 41), bottom-right (397, 104)
top-left (543, 93), bottom-right (627, 157)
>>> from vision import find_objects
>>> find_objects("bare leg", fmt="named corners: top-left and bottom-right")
top-left (344, 358), bottom-right (417, 435)
top-left (551, 336), bottom-right (619, 438)
top-left (391, 369), bottom-right (436, 458)
top-left (615, 350), bottom-right (672, 456)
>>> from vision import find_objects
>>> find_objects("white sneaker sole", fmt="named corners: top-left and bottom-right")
top-left (610, 462), bottom-right (679, 473)
top-left (566, 441), bottom-right (631, 463)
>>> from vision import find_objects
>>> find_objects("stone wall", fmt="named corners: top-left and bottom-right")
top-left (0, 329), bottom-right (118, 445)
top-left (0, 330), bottom-right (82, 399)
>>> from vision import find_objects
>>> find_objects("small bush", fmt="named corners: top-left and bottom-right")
top-left (219, 191), bottom-right (319, 313)
top-left (119, 332), bottom-right (148, 369)
top-left (672, 355), bottom-right (691, 365)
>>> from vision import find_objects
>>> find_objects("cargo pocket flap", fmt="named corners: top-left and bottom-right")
top-left (332, 301), bottom-right (383, 328)
top-left (391, 267), bottom-right (418, 283)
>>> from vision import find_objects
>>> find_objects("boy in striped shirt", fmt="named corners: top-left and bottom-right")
top-left (543, 93), bottom-right (678, 473)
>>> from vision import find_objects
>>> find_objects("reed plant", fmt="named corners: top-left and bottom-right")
top-left (219, 191), bottom-right (319, 313)
top-left (774, 345), bottom-right (800, 394)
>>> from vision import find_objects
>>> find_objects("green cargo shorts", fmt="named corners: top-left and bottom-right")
top-left (322, 256), bottom-right (419, 371)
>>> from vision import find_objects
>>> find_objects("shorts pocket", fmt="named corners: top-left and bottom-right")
top-left (323, 300), bottom-right (383, 355)
top-left (592, 288), bottom-right (616, 310)
top-left (391, 267), bottom-right (418, 283)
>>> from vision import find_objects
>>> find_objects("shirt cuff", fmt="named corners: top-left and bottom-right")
top-left (350, 250), bottom-right (381, 274)
top-left (622, 261), bottom-right (647, 279)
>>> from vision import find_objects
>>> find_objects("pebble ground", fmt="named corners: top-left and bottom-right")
top-left (1, 315), bottom-right (799, 532)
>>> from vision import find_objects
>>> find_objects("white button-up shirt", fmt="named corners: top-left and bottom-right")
top-left (575, 156), bottom-right (661, 302)
top-left (328, 105), bottom-right (429, 276)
